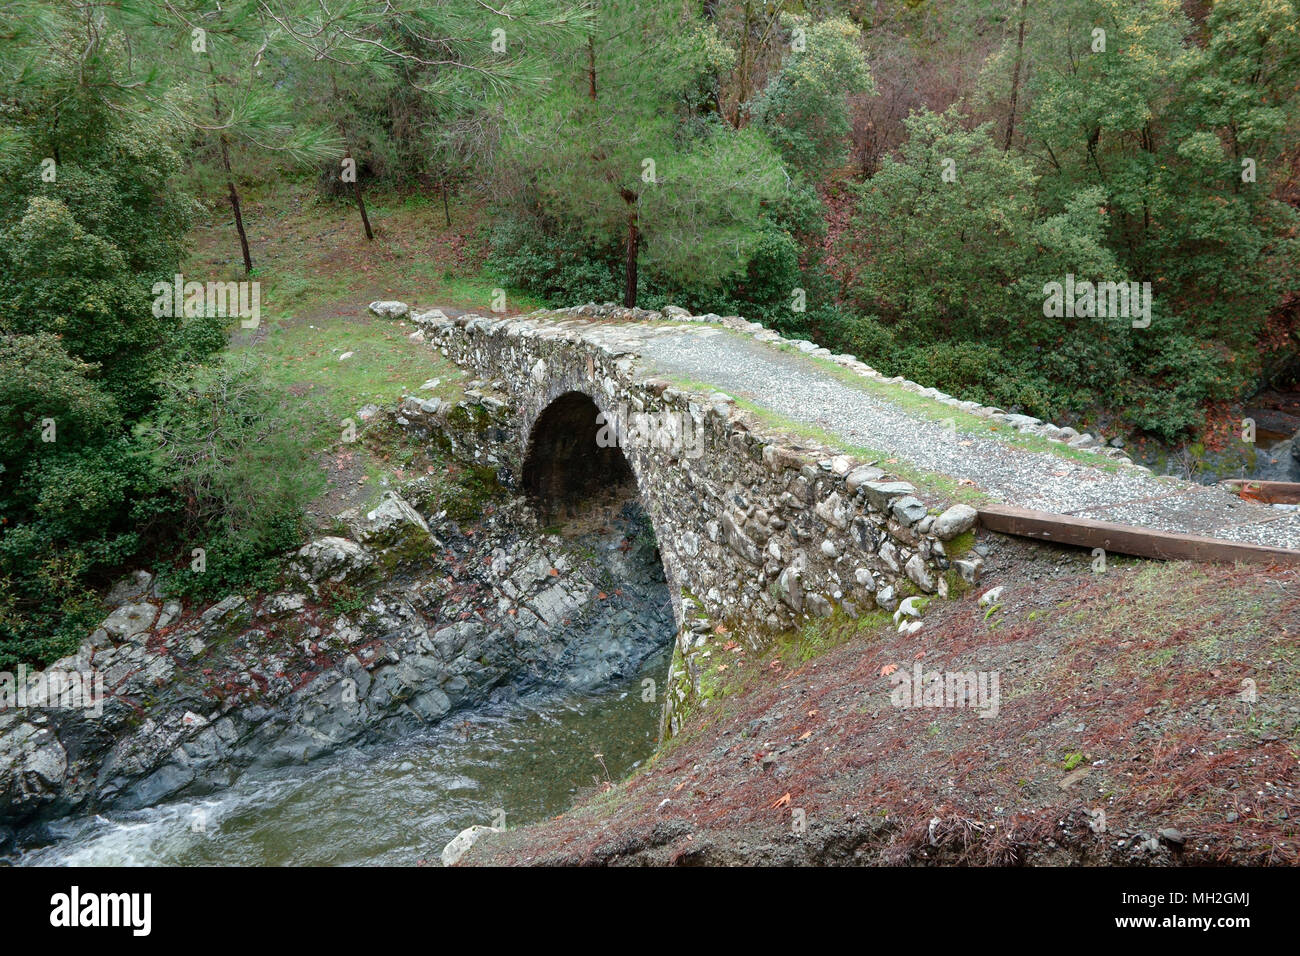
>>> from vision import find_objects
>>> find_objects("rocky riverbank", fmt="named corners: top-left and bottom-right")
top-left (0, 396), bottom-right (674, 852)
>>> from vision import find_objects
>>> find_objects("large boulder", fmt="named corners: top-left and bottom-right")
top-left (0, 722), bottom-right (68, 815)
top-left (288, 537), bottom-right (374, 594)
top-left (100, 603), bottom-right (159, 641)
top-left (441, 825), bottom-right (499, 866)
top-left (349, 492), bottom-right (431, 545)
top-left (861, 480), bottom-right (916, 511)
top-left (932, 503), bottom-right (979, 541)
top-left (105, 570), bottom-right (153, 605)
top-left (368, 300), bottom-right (409, 319)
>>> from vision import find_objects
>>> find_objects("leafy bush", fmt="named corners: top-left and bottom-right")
top-left (0, 333), bottom-right (121, 480)
top-left (892, 341), bottom-right (1008, 407)
top-left (0, 196), bottom-right (169, 417)
top-left (837, 107), bottom-right (1285, 436)
top-left (138, 359), bottom-right (324, 600)
top-left (751, 15), bottom-right (875, 179)
top-left (814, 307), bottom-right (896, 366)
top-left (488, 215), bottom-right (621, 305)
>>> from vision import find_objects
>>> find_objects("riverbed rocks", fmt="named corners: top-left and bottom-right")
top-left (287, 537), bottom-right (375, 596)
top-left (0, 402), bottom-right (674, 844)
top-left (100, 603), bottom-right (158, 641)
top-left (348, 491), bottom-right (433, 545)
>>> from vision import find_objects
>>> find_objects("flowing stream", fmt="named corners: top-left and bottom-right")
top-left (8, 644), bottom-right (670, 867)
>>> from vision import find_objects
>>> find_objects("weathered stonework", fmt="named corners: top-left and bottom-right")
top-left (397, 304), bottom-right (983, 736)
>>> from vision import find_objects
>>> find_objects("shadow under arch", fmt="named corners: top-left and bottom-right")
top-left (522, 390), bottom-right (636, 521)
top-left (521, 389), bottom-right (687, 734)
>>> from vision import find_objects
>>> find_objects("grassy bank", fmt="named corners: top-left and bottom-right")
top-left (185, 182), bottom-right (548, 527)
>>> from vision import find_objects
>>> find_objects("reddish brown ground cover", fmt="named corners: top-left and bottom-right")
top-left (463, 540), bottom-right (1300, 866)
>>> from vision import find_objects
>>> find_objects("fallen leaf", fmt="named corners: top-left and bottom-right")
top-left (768, 792), bottom-right (792, 810)
top-left (880, 663), bottom-right (900, 677)
top-left (797, 730), bottom-right (812, 741)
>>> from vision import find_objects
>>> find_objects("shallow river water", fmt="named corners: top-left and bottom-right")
top-left (10, 644), bottom-right (670, 867)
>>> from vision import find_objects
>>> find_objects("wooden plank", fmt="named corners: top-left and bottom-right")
top-left (977, 504), bottom-right (1300, 565)
top-left (1220, 479), bottom-right (1300, 505)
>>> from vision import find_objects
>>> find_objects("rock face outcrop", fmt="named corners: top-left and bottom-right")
top-left (0, 395), bottom-right (673, 847)
top-left (397, 303), bottom-right (981, 737)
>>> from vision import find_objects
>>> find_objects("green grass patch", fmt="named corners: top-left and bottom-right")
top-left (235, 316), bottom-right (465, 429)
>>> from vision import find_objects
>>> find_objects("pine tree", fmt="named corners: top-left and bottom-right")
top-left (499, 0), bottom-right (786, 307)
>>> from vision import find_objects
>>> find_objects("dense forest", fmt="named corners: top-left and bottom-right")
top-left (1, 0), bottom-right (1297, 667)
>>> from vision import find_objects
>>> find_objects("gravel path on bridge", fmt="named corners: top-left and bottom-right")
top-left (573, 321), bottom-right (1300, 551)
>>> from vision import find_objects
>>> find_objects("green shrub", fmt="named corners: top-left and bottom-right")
top-left (139, 359), bottom-right (324, 600)
top-left (815, 308), bottom-right (896, 367)
top-left (0, 333), bottom-right (122, 485)
top-left (0, 197), bottom-right (169, 417)
top-left (892, 341), bottom-right (1007, 407)
top-left (488, 215), bottom-right (620, 305)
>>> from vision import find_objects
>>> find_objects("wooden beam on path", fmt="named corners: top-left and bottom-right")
top-left (977, 504), bottom-right (1300, 565)
top-left (1220, 479), bottom-right (1300, 505)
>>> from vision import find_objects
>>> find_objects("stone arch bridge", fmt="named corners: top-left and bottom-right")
top-left (391, 306), bottom-right (993, 730)
top-left (380, 301), bottom-right (1300, 731)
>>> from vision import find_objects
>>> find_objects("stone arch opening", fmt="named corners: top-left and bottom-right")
top-left (522, 390), bottom-right (681, 734)
top-left (523, 391), bottom-right (636, 521)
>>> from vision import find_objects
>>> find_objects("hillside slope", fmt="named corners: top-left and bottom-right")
top-left (461, 537), bottom-right (1300, 866)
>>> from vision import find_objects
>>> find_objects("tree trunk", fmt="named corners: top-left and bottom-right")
top-left (208, 61), bottom-right (253, 274)
top-left (333, 73), bottom-right (374, 241)
top-left (1003, 0), bottom-right (1028, 152)
top-left (351, 173), bottom-right (375, 241)
top-left (219, 135), bottom-right (253, 275)
top-left (441, 177), bottom-right (451, 227)
top-left (734, 0), bottom-right (754, 126)
top-left (621, 192), bottom-right (639, 308)
top-left (587, 36), bottom-right (597, 100)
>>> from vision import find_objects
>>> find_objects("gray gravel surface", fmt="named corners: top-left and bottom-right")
top-left (570, 320), bottom-right (1300, 551)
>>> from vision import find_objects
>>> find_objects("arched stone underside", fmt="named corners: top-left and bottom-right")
top-left (516, 381), bottom-right (694, 655)
top-left (404, 307), bottom-right (977, 737)
top-left (523, 391), bottom-right (635, 522)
